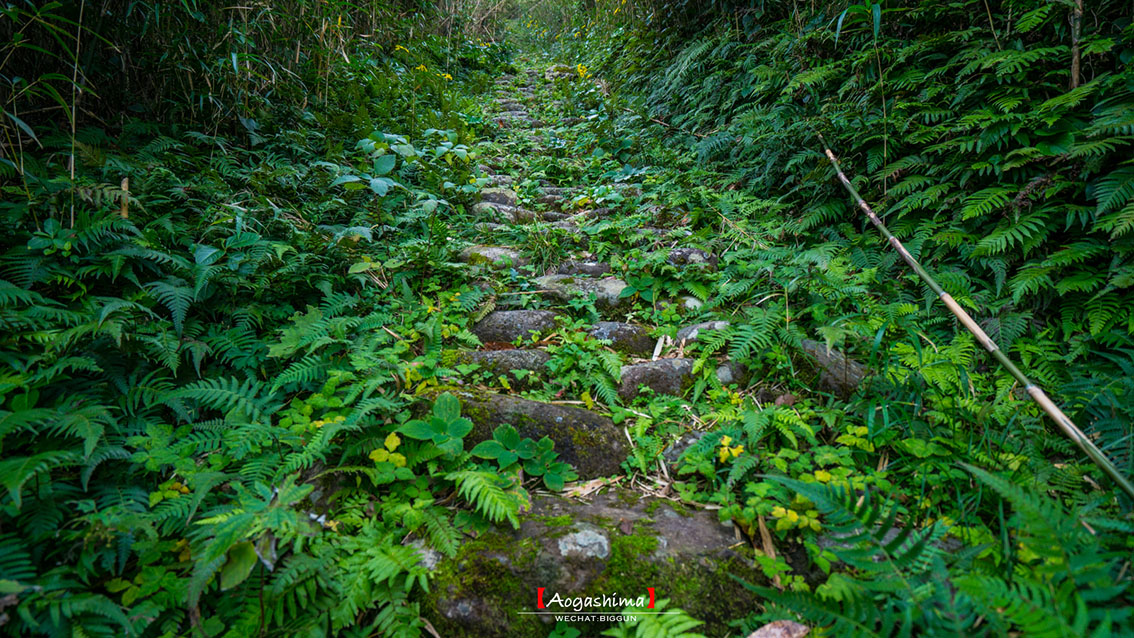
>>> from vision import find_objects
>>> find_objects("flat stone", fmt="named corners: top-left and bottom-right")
top-left (800, 339), bottom-right (869, 398)
top-left (427, 488), bottom-right (761, 637)
top-left (547, 220), bottom-right (584, 233)
top-left (544, 64), bottom-right (576, 81)
top-left (680, 295), bottom-right (703, 310)
top-left (497, 109), bottom-right (529, 118)
top-left (556, 260), bottom-right (611, 276)
top-left (471, 202), bottom-right (536, 223)
top-left (541, 186), bottom-right (575, 197)
top-left (560, 116), bottom-right (586, 126)
top-left (534, 275), bottom-right (629, 309)
top-left (453, 349), bottom-right (550, 381)
top-left (459, 245), bottom-right (526, 268)
top-left (715, 360), bottom-right (749, 386)
top-left (675, 320), bottom-right (731, 344)
top-left (668, 247), bottom-right (718, 269)
top-left (619, 358), bottom-right (695, 400)
top-left (536, 194), bottom-right (563, 207)
top-left (433, 388), bottom-right (626, 478)
top-left (472, 310), bottom-right (559, 343)
top-left (487, 174), bottom-right (515, 187)
top-left (481, 188), bottom-right (518, 207)
top-left (588, 321), bottom-right (654, 356)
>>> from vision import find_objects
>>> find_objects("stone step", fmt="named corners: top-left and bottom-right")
top-left (556, 260), bottom-right (611, 276)
top-left (534, 274), bottom-right (628, 309)
top-left (471, 202), bottom-right (537, 224)
top-left (675, 320), bottom-right (730, 344)
top-left (588, 321), bottom-right (654, 356)
top-left (424, 488), bottom-right (761, 637)
top-left (431, 387), bottom-right (626, 478)
top-left (620, 358), bottom-right (749, 400)
top-left (480, 187), bottom-right (518, 207)
top-left (472, 310), bottom-right (559, 343)
top-left (668, 247), bottom-right (718, 270)
top-left (458, 245), bottom-right (526, 268)
top-left (451, 349), bottom-right (549, 383)
top-left (619, 358), bottom-right (694, 400)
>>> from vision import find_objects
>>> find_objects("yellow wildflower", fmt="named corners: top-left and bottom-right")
top-left (415, 64), bottom-right (427, 71)
top-left (323, 520), bottom-right (341, 531)
top-left (717, 435), bottom-right (744, 462)
top-left (395, 45), bottom-right (409, 53)
top-left (576, 64), bottom-right (589, 79)
top-left (441, 73), bottom-right (453, 81)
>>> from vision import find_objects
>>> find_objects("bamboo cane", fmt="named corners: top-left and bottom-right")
top-left (819, 135), bottom-right (1134, 501)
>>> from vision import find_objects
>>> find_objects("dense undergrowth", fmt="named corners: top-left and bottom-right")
top-left (2, 0), bottom-right (1134, 636)
top-left (514, 0), bottom-right (1134, 635)
top-left (1, 2), bottom-right (536, 636)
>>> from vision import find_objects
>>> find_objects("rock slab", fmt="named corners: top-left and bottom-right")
top-left (619, 358), bottom-right (695, 400)
top-left (472, 310), bottom-right (559, 343)
top-left (534, 275), bottom-right (628, 309)
top-left (435, 388), bottom-right (625, 478)
top-left (426, 489), bottom-right (762, 637)
top-left (588, 322), bottom-right (654, 356)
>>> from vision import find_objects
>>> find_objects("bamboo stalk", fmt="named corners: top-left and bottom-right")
top-left (818, 135), bottom-right (1134, 501)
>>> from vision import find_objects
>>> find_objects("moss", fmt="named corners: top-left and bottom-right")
top-left (540, 514), bottom-right (574, 527)
top-left (614, 490), bottom-right (641, 507)
top-left (422, 530), bottom-right (543, 638)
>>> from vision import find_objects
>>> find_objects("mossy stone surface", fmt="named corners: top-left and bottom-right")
top-left (422, 489), bottom-right (764, 638)
top-left (424, 386), bottom-right (626, 478)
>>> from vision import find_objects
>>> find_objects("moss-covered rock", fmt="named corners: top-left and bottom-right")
top-left (618, 358), bottom-right (695, 400)
top-left (423, 489), bottom-right (764, 637)
top-left (459, 245), bottom-right (527, 268)
top-left (471, 310), bottom-right (559, 344)
top-left (534, 274), bottom-right (629, 309)
top-left (799, 339), bottom-right (869, 398)
top-left (450, 349), bottom-right (550, 384)
top-left (588, 321), bottom-right (654, 356)
top-left (425, 386), bottom-right (625, 478)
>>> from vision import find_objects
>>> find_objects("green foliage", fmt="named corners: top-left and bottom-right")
top-left (0, 5), bottom-right (531, 636)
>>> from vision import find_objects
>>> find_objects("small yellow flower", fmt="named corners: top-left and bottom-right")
top-left (324, 519), bottom-right (341, 531)
top-left (717, 435), bottom-right (743, 462)
top-left (441, 73), bottom-right (453, 81)
top-left (395, 45), bottom-right (409, 53)
top-left (576, 64), bottom-right (589, 79)
top-left (415, 64), bottom-right (427, 71)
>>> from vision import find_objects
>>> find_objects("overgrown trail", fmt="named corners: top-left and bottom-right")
top-left (419, 61), bottom-right (839, 637)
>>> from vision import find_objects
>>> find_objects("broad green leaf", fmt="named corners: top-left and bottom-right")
top-left (374, 154), bottom-right (396, 175)
top-left (398, 419), bottom-right (436, 440)
top-left (471, 439), bottom-right (507, 459)
top-left (433, 393), bottom-right (461, 422)
top-left (330, 174), bottom-right (362, 187)
top-left (447, 416), bottom-right (474, 440)
top-left (220, 541), bottom-right (257, 590)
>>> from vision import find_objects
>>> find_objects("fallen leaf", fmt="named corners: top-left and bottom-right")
top-left (774, 393), bottom-right (798, 406)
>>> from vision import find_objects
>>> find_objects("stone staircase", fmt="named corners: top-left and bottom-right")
top-left (420, 64), bottom-right (843, 636)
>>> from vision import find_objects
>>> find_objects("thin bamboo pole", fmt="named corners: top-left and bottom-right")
top-left (819, 135), bottom-right (1134, 501)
